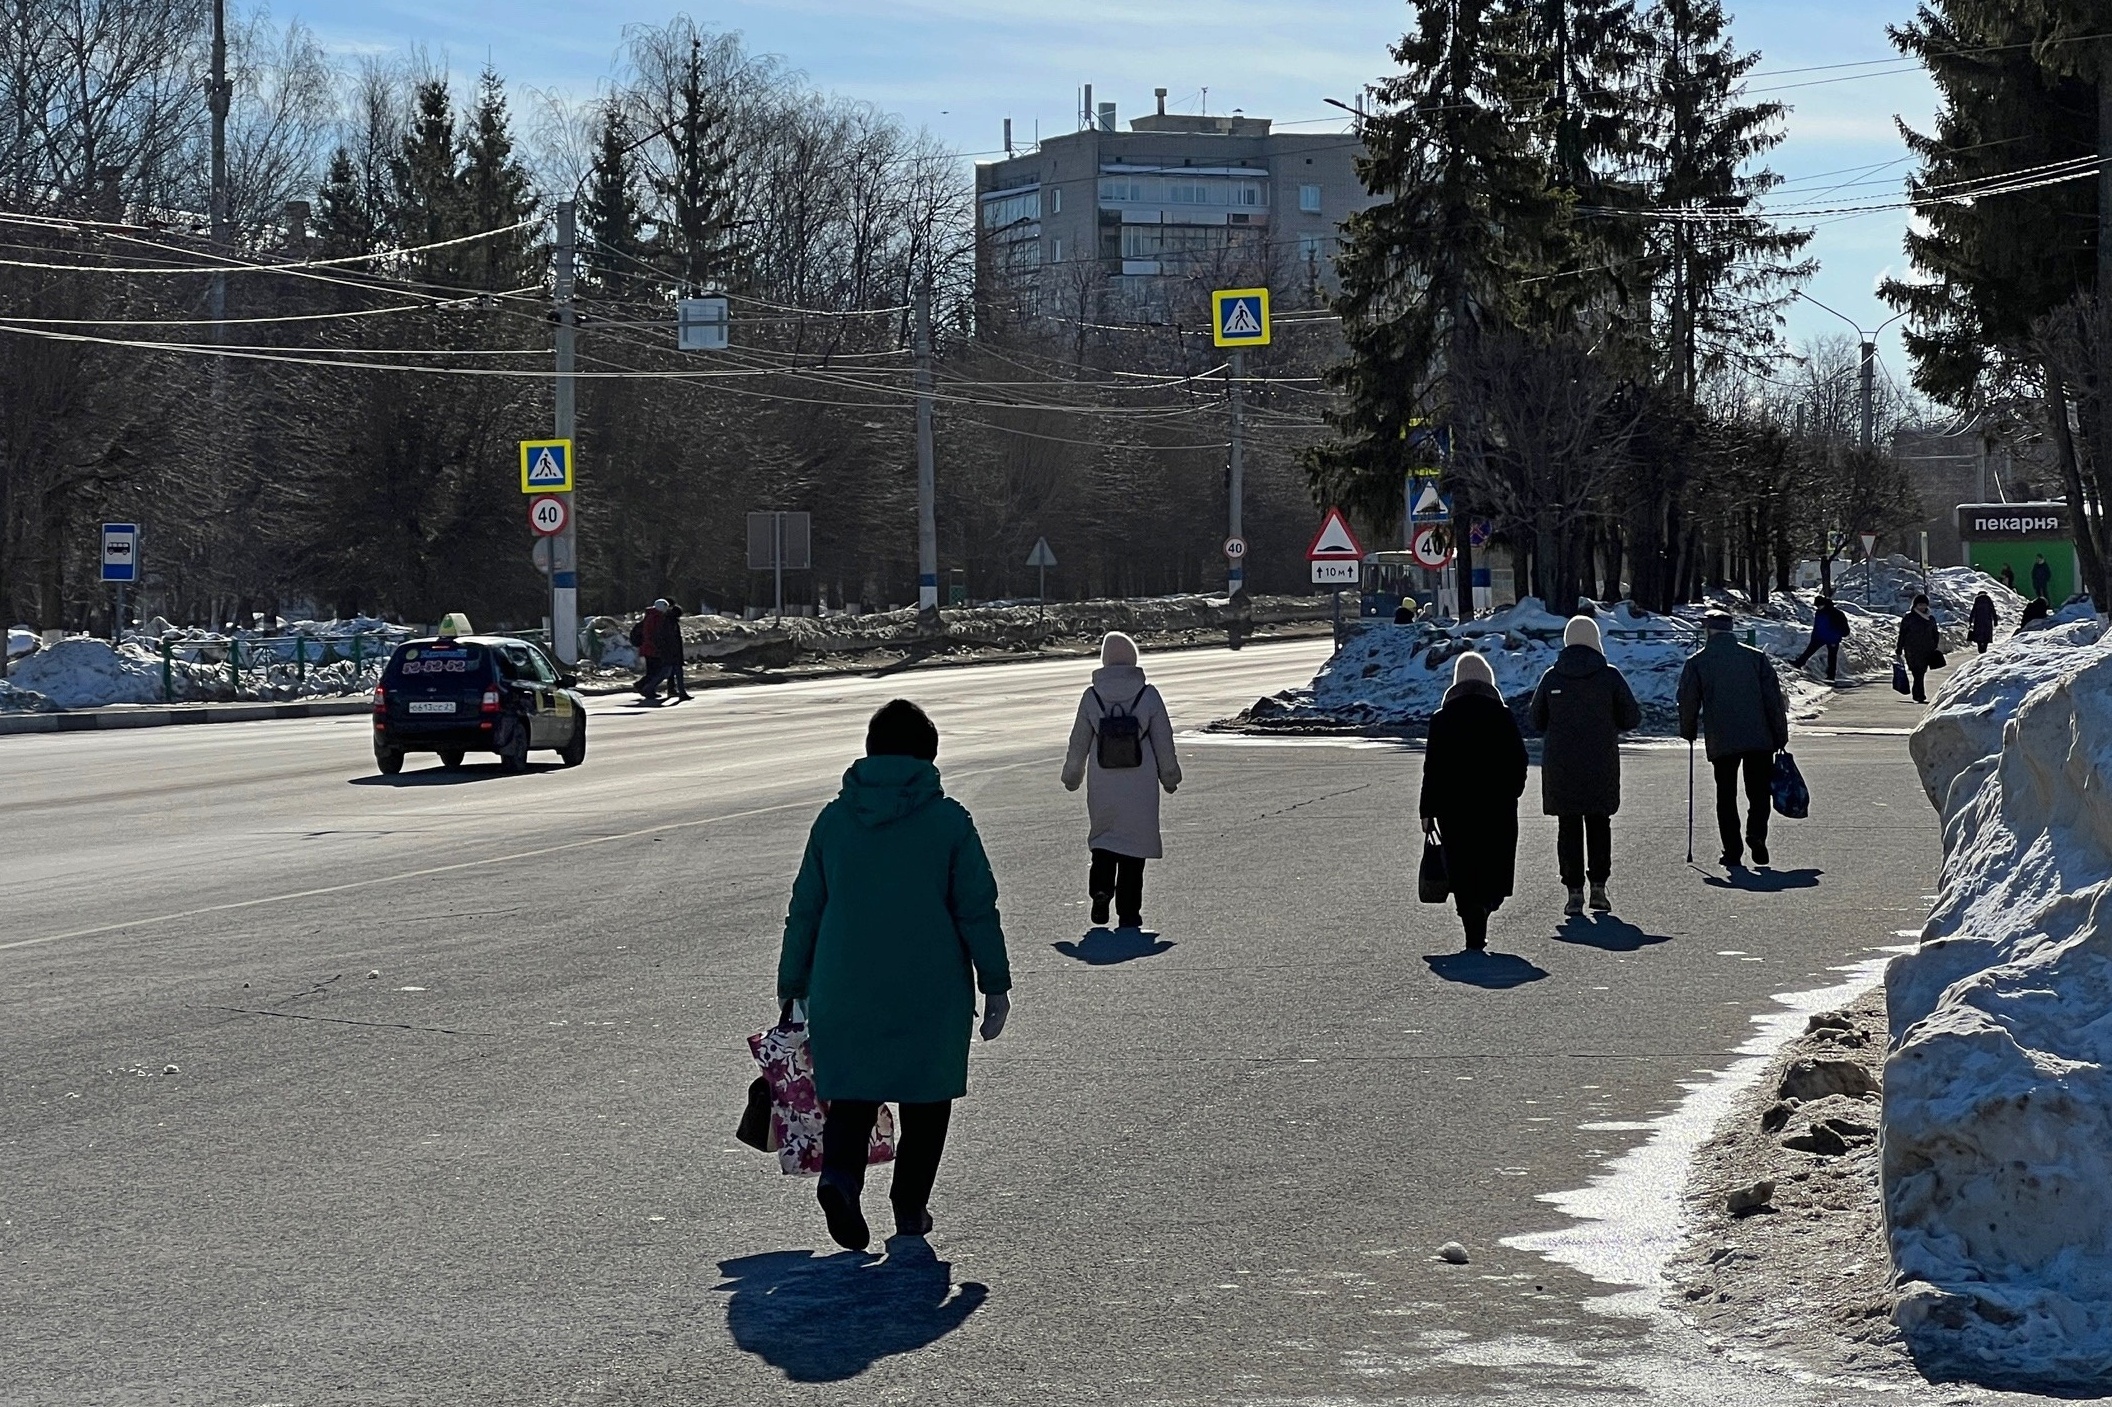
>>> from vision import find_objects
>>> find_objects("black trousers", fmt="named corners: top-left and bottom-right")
top-left (1088, 849), bottom-right (1146, 923)
top-left (1454, 896), bottom-right (1488, 946)
top-left (1793, 640), bottom-right (1839, 679)
top-left (1908, 659), bottom-right (1929, 701)
top-left (821, 1098), bottom-right (952, 1221)
top-left (1712, 751), bottom-right (1773, 860)
top-left (1556, 813), bottom-right (1612, 887)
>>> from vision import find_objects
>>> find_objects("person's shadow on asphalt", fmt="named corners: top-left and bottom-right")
top-left (1702, 867), bottom-right (1823, 892)
top-left (1422, 950), bottom-right (1549, 988)
top-left (1053, 927), bottom-right (1175, 965)
top-left (1550, 915), bottom-right (1670, 952)
top-left (716, 1240), bottom-right (987, 1382)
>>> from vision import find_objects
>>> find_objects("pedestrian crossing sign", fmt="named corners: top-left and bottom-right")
top-left (1211, 287), bottom-right (1271, 347)
top-left (519, 439), bottom-right (573, 493)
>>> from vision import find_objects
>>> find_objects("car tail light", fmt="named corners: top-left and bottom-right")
top-left (480, 688), bottom-right (501, 714)
top-left (372, 685), bottom-right (386, 713)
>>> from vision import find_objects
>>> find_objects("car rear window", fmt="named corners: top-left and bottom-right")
top-left (385, 643), bottom-right (490, 685)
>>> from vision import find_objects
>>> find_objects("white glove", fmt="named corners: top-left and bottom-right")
top-left (980, 991), bottom-right (1010, 1042)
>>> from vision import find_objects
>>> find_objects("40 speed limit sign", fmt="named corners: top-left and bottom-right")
top-left (529, 495), bottom-right (569, 536)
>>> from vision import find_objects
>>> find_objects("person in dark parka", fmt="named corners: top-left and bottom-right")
top-left (778, 699), bottom-right (1012, 1251)
top-left (1420, 651), bottom-right (1528, 951)
top-left (1530, 615), bottom-right (1642, 916)
top-left (2019, 595), bottom-right (2052, 631)
top-left (654, 602), bottom-right (691, 701)
top-left (1968, 592), bottom-right (1997, 654)
top-left (1793, 594), bottom-right (1852, 682)
top-left (1896, 593), bottom-right (1941, 703)
top-left (1678, 613), bottom-right (1790, 869)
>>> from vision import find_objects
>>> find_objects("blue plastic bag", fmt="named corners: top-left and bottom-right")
top-left (1771, 751), bottom-right (1810, 820)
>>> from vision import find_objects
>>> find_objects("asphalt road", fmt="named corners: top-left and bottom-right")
top-left (2, 640), bottom-right (1970, 1405)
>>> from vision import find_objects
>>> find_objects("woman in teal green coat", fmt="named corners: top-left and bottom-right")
top-left (778, 698), bottom-right (1013, 1251)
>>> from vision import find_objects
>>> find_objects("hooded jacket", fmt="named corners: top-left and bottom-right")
top-left (778, 754), bottom-right (1011, 1103)
top-left (1529, 643), bottom-right (1642, 816)
top-left (1061, 663), bottom-right (1181, 858)
top-left (1969, 594), bottom-right (1997, 644)
top-left (1677, 632), bottom-right (1789, 761)
top-left (1896, 608), bottom-right (1941, 666)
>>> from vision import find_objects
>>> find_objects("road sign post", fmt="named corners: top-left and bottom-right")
top-left (101, 522), bottom-right (138, 642)
top-left (1860, 531), bottom-right (1879, 604)
top-left (529, 496), bottom-right (568, 536)
top-left (1026, 537), bottom-right (1058, 626)
top-left (1308, 508), bottom-right (1366, 647)
top-left (1213, 289), bottom-right (1271, 603)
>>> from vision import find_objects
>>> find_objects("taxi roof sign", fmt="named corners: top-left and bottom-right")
top-left (520, 439), bottom-right (574, 493)
top-left (1211, 288), bottom-right (1271, 348)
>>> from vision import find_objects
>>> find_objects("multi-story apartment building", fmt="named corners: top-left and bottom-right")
top-left (974, 89), bottom-right (1373, 319)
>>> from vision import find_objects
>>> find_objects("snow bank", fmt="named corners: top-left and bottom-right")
top-left (1238, 597), bottom-right (1811, 732)
top-left (1885, 619), bottom-right (2112, 1386)
top-left (6, 631), bottom-right (393, 710)
top-left (6, 625), bottom-right (34, 660)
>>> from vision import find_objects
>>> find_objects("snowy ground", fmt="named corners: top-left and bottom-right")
top-left (1225, 564), bottom-right (2025, 735)
top-left (1, 618), bottom-right (406, 712)
top-left (1885, 613), bottom-right (2112, 1388)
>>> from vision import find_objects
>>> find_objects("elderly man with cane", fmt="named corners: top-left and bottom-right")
top-left (1677, 612), bottom-right (1789, 870)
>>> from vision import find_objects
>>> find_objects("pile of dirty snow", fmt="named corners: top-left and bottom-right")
top-left (6, 633), bottom-right (389, 709)
top-left (1885, 617), bottom-right (2112, 1387)
top-left (1235, 598), bottom-right (1810, 732)
top-left (6, 625), bottom-right (35, 660)
top-left (10, 638), bottom-right (174, 708)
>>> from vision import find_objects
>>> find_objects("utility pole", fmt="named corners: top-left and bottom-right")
top-left (552, 200), bottom-right (580, 663)
top-left (1227, 350), bottom-right (1244, 597)
top-left (206, 0), bottom-right (231, 329)
top-left (1859, 337), bottom-right (1875, 453)
top-left (914, 275), bottom-right (939, 616)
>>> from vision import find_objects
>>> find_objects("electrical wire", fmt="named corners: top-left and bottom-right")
top-left (0, 214), bottom-right (540, 276)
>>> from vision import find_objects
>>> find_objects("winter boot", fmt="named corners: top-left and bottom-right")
top-left (1563, 886), bottom-right (1585, 917)
top-left (1750, 838), bottom-right (1770, 867)
top-left (1589, 883), bottom-right (1611, 912)
top-left (817, 1172), bottom-right (870, 1252)
top-left (1090, 893), bottom-right (1111, 927)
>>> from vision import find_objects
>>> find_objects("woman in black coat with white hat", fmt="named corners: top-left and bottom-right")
top-left (1420, 651), bottom-right (1528, 950)
top-left (1530, 615), bottom-right (1642, 917)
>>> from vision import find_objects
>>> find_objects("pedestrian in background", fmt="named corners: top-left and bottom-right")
top-left (1061, 632), bottom-right (1180, 930)
top-left (2019, 595), bottom-right (2052, 631)
top-left (633, 598), bottom-right (667, 701)
top-left (1896, 593), bottom-right (1941, 703)
top-left (1530, 615), bottom-right (1641, 916)
top-left (2000, 561), bottom-right (2016, 592)
top-left (1420, 651), bottom-right (1527, 951)
top-left (1969, 592), bottom-right (1997, 654)
top-left (2033, 552), bottom-right (2053, 600)
top-left (1678, 613), bottom-right (1790, 870)
top-left (778, 699), bottom-right (1011, 1251)
top-left (1792, 593), bottom-right (1851, 682)
top-left (655, 602), bottom-right (691, 702)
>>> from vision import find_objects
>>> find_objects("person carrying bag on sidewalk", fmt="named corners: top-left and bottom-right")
top-left (1061, 632), bottom-right (1181, 931)
top-left (1678, 612), bottom-right (1790, 870)
top-left (1530, 615), bottom-right (1642, 916)
top-left (1896, 593), bottom-right (1942, 704)
top-left (778, 699), bottom-right (1012, 1251)
top-left (1420, 651), bottom-right (1527, 951)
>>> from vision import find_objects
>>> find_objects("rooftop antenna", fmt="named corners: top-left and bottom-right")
top-left (1003, 117), bottom-right (1013, 155)
top-left (1201, 86), bottom-right (1208, 115)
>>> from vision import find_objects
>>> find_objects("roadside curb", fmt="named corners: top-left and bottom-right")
top-left (0, 698), bottom-right (370, 737)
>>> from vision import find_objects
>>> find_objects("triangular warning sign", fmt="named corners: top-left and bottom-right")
top-left (1307, 507), bottom-right (1364, 560)
top-left (529, 448), bottom-right (564, 484)
top-left (1413, 483), bottom-right (1444, 516)
top-left (1221, 298), bottom-right (1262, 337)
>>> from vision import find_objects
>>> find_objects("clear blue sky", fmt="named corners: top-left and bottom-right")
top-left (297, 0), bottom-right (1937, 377)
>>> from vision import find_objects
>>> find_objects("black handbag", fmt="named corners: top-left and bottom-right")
top-left (736, 1076), bottom-right (773, 1151)
top-left (1930, 650), bottom-right (1947, 669)
top-left (1418, 828), bottom-right (1451, 904)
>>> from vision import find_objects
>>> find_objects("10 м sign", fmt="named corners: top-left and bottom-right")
top-left (1308, 507), bottom-right (1364, 585)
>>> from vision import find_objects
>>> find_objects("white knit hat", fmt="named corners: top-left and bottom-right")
top-left (1452, 651), bottom-right (1496, 688)
top-left (1100, 631), bottom-right (1140, 667)
top-left (1562, 615), bottom-right (1604, 653)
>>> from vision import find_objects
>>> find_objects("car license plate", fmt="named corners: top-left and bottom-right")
top-left (407, 701), bottom-right (455, 715)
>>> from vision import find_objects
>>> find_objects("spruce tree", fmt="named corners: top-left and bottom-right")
top-left (314, 148), bottom-right (378, 257)
top-left (582, 97), bottom-right (651, 298)
top-left (457, 68), bottom-right (539, 292)
top-left (651, 38), bottom-right (738, 291)
top-left (393, 79), bottom-right (460, 284)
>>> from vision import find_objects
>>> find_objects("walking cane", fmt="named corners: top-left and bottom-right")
top-left (1686, 739), bottom-right (1695, 865)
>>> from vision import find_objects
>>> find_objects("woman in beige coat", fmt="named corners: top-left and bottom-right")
top-left (1061, 632), bottom-right (1181, 928)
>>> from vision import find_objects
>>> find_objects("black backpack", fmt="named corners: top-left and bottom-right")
top-left (1092, 687), bottom-right (1149, 769)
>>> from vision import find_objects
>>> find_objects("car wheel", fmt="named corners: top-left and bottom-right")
top-left (559, 716), bottom-right (586, 768)
top-left (375, 747), bottom-right (404, 776)
top-left (439, 749), bottom-right (465, 769)
top-left (495, 715), bottom-right (529, 773)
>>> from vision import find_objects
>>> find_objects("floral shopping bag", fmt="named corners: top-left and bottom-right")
top-left (746, 1011), bottom-right (895, 1176)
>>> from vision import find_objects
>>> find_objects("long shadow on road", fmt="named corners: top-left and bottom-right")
top-left (1549, 914), bottom-right (1671, 952)
top-left (717, 1240), bottom-right (987, 1382)
top-left (347, 764), bottom-right (560, 786)
top-left (1702, 866), bottom-right (1824, 893)
top-left (1052, 927), bottom-right (1176, 965)
top-left (1422, 950), bottom-right (1549, 989)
